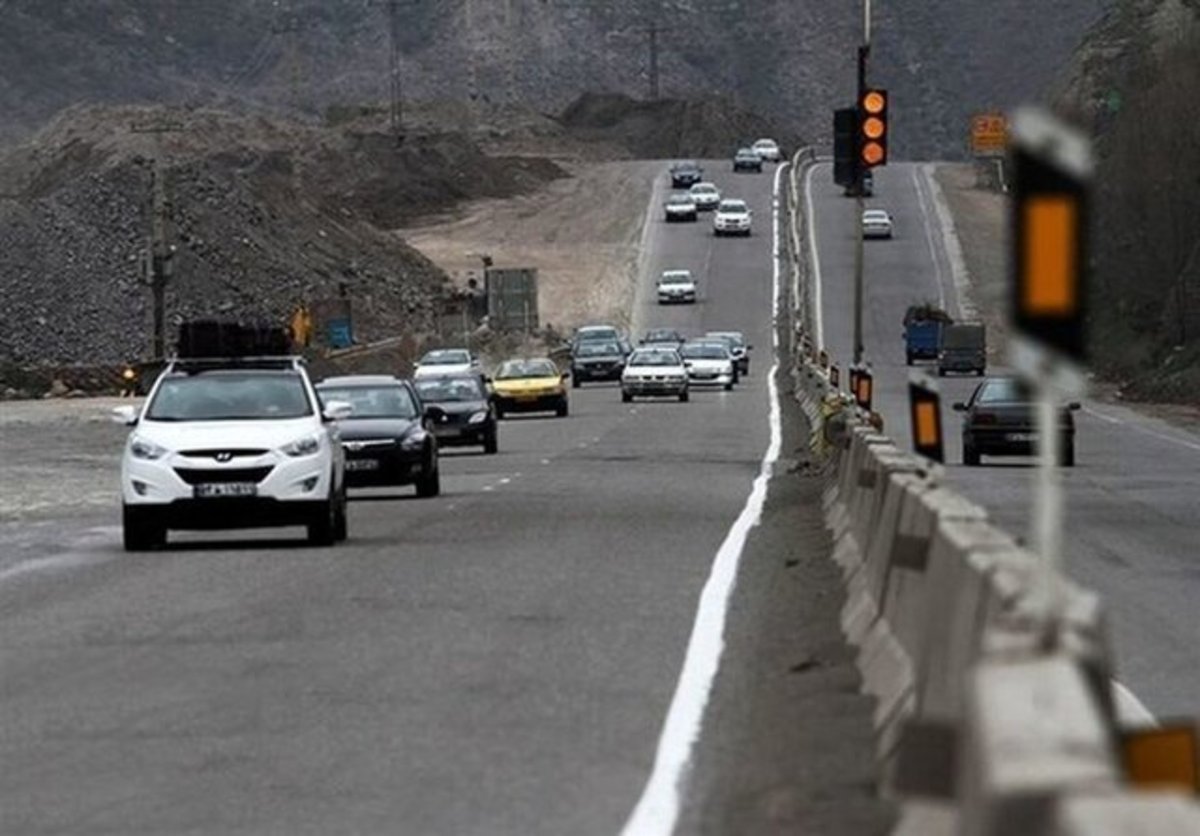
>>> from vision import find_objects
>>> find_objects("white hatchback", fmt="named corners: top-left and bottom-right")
top-left (862, 209), bottom-right (894, 239)
top-left (752, 138), bottom-right (782, 162)
top-left (113, 357), bottom-right (351, 551)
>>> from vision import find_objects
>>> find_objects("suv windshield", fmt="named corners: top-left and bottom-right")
top-left (147, 371), bottom-right (313, 421)
top-left (719, 201), bottom-right (747, 213)
top-left (318, 385), bottom-right (417, 419)
top-left (415, 378), bottom-right (484, 402)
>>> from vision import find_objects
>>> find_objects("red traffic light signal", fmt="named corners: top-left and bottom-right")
top-left (859, 89), bottom-right (888, 168)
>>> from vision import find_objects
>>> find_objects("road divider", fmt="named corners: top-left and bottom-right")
top-left (785, 151), bottom-right (1200, 835)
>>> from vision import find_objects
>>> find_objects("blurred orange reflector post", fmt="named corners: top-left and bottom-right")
top-left (1121, 725), bottom-right (1200, 792)
top-left (1022, 195), bottom-right (1078, 316)
top-left (915, 401), bottom-right (938, 448)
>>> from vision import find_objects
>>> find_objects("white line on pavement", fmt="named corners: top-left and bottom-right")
top-left (911, 166), bottom-right (949, 312)
top-left (920, 164), bottom-right (978, 319)
top-left (619, 163), bottom-right (788, 836)
top-left (1083, 405), bottom-right (1200, 453)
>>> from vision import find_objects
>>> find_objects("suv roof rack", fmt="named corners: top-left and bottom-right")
top-left (167, 356), bottom-right (304, 373)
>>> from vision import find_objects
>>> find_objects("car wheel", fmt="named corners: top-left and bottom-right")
top-left (494, 403), bottom-right (505, 420)
top-left (679, 390), bottom-right (689, 403)
top-left (122, 505), bottom-right (165, 552)
top-left (724, 381), bottom-right (734, 391)
top-left (1060, 440), bottom-right (1076, 468)
top-left (937, 367), bottom-right (947, 377)
top-left (906, 353), bottom-right (914, 366)
top-left (622, 391), bottom-right (633, 403)
top-left (415, 464), bottom-right (441, 498)
top-left (307, 495), bottom-right (337, 546)
top-left (963, 443), bottom-right (981, 467)
top-left (572, 375), bottom-right (581, 389)
top-left (556, 399), bottom-right (569, 418)
top-left (483, 431), bottom-right (498, 455)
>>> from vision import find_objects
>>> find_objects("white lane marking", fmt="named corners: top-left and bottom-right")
top-left (911, 166), bottom-right (949, 313)
top-left (921, 164), bottom-right (977, 319)
top-left (1083, 405), bottom-right (1200, 453)
top-left (619, 163), bottom-right (787, 836)
top-left (803, 162), bottom-right (826, 349)
top-left (1113, 680), bottom-right (1158, 727)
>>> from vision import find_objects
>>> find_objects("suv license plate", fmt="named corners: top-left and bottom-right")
top-left (345, 459), bottom-right (381, 471)
top-left (193, 483), bottom-right (257, 498)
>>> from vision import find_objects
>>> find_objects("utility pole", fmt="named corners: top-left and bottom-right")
top-left (388, 0), bottom-right (405, 144)
top-left (647, 22), bottom-right (660, 100)
top-left (131, 118), bottom-right (185, 361)
top-left (852, 0), bottom-right (872, 365)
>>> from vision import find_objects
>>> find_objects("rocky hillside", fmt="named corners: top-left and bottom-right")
top-left (0, 106), bottom-right (564, 366)
top-left (0, 0), bottom-right (1105, 159)
top-left (1054, 0), bottom-right (1200, 402)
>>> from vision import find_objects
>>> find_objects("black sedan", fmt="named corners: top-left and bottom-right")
top-left (570, 341), bottom-right (625, 387)
top-left (733, 148), bottom-right (764, 172)
top-left (413, 375), bottom-right (498, 454)
top-left (953, 377), bottom-right (1079, 467)
top-left (669, 160), bottom-right (704, 189)
top-left (316, 376), bottom-right (441, 495)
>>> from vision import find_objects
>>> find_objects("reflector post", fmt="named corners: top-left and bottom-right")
top-left (1121, 725), bottom-right (1200, 792)
top-left (854, 369), bottom-right (873, 411)
top-left (830, 365), bottom-right (840, 390)
top-left (909, 381), bottom-right (944, 463)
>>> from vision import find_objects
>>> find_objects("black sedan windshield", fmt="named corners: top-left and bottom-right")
top-left (319, 385), bottom-right (418, 419)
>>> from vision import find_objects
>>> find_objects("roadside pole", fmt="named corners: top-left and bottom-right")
top-left (852, 21), bottom-right (869, 365)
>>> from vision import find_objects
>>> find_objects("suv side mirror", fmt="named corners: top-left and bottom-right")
top-left (952, 402), bottom-right (968, 412)
top-left (423, 405), bottom-right (446, 422)
top-left (322, 400), bottom-right (353, 422)
top-left (111, 405), bottom-right (140, 426)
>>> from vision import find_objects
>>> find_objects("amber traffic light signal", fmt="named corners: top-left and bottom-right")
top-left (859, 89), bottom-right (888, 168)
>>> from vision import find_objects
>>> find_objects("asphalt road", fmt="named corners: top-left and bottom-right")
top-left (0, 163), bottom-right (825, 836)
top-left (806, 160), bottom-right (1200, 719)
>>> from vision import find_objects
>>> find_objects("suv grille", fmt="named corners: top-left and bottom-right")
top-left (174, 466), bottom-right (274, 485)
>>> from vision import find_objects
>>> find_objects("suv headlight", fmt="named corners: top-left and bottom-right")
top-left (282, 434), bottom-right (321, 457)
top-left (400, 432), bottom-right (426, 450)
top-left (468, 411), bottom-right (489, 424)
top-left (130, 437), bottom-right (168, 460)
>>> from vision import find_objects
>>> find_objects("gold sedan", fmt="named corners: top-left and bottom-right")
top-left (490, 358), bottom-right (569, 418)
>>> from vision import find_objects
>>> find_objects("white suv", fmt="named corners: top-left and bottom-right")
top-left (113, 356), bottom-right (351, 551)
top-left (713, 199), bottom-right (752, 237)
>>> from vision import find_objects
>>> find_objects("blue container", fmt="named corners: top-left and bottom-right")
top-left (327, 318), bottom-right (354, 349)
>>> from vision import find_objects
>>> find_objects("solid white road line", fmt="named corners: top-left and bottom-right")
top-left (803, 162), bottom-right (826, 350)
top-left (920, 164), bottom-right (977, 319)
top-left (911, 166), bottom-right (949, 313)
top-left (619, 163), bottom-right (788, 836)
top-left (1083, 405), bottom-right (1200, 453)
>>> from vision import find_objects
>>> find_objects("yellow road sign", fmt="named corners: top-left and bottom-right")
top-left (971, 112), bottom-right (1008, 155)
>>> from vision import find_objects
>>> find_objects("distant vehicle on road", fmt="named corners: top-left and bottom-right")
top-left (713, 199), bottom-right (752, 237)
top-left (752, 138), bottom-right (783, 162)
top-left (113, 346), bottom-right (350, 551)
top-left (569, 341), bottom-right (625, 387)
top-left (657, 269), bottom-right (698, 304)
top-left (844, 169), bottom-right (874, 197)
top-left (669, 160), bottom-right (704, 188)
top-left (664, 192), bottom-right (699, 222)
top-left (680, 341), bottom-right (736, 390)
top-left (689, 181), bottom-right (721, 211)
top-left (573, 324), bottom-right (631, 357)
top-left (621, 347), bottom-right (689, 403)
top-left (903, 305), bottom-right (952, 365)
top-left (413, 348), bottom-right (479, 379)
top-left (318, 375), bottom-right (446, 487)
top-left (954, 377), bottom-right (1079, 467)
top-left (938, 322), bottom-right (987, 376)
top-left (862, 209), bottom-right (894, 239)
top-left (733, 148), bottom-right (764, 173)
top-left (411, 374), bottom-right (498, 455)
top-left (704, 331), bottom-right (752, 375)
top-left (641, 328), bottom-right (687, 348)
top-left (492, 358), bottom-right (570, 418)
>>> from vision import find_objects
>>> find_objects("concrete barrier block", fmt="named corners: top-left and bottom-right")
top-left (960, 655), bottom-right (1120, 836)
top-left (863, 472), bottom-right (934, 611)
top-left (857, 615), bottom-right (915, 732)
top-left (1056, 793), bottom-right (1200, 835)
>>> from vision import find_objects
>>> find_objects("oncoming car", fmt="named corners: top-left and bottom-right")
top-left (317, 375), bottom-right (443, 492)
top-left (114, 355), bottom-right (350, 551)
top-left (570, 341), bottom-right (625, 386)
top-left (413, 375), bottom-right (498, 455)
top-left (621, 348), bottom-right (689, 403)
top-left (752, 138), bottom-right (782, 162)
top-left (733, 148), bottom-right (764, 173)
top-left (413, 348), bottom-right (479, 379)
top-left (679, 341), bottom-right (736, 390)
top-left (713, 199), bottom-right (752, 236)
top-left (704, 331), bottom-right (752, 375)
top-left (491, 358), bottom-right (570, 418)
top-left (664, 192), bottom-right (699, 222)
top-left (669, 160), bottom-right (704, 189)
top-left (657, 269), bottom-right (697, 304)
top-left (689, 182), bottom-right (721, 211)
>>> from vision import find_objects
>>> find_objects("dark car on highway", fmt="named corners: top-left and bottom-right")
top-left (316, 375), bottom-right (441, 495)
top-left (640, 328), bottom-right (686, 349)
top-left (413, 375), bottom-right (498, 454)
top-left (669, 160), bottom-right (704, 188)
top-left (570, 341), bottom-right (625, 387)
top-left (733, 147), bottom-right (764, 173)
top-left (954, 376), bottom-right (1079, 467)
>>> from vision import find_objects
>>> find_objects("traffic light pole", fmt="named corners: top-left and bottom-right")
top-left (853, 42), bottom-right (869, 366)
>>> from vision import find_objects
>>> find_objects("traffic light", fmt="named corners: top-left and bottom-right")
top-left (859, 89), bottom-right (888, 168)
top-left (1010, 108), bottom-right (1091, 363)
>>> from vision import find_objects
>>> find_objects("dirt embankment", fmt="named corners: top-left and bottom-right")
top-left (0, 105), bottom-right (566, 376)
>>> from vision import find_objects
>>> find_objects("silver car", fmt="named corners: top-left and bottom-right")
top-left (621, 348), bottom-right (689, 403)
